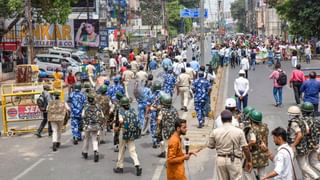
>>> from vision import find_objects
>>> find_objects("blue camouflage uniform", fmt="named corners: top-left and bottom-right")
top-left (106, 83), bottom-right (125, 101)
top-left (162, 73), bottom-right (176, 96)
top-left (192, 77), bottom-right (211, 125)
top-left (147, 90), bottom-right (162, 144)
top-left (137, 87), bottom-right (152, 127)
top-left (68, 90), bottom-right (86, 140)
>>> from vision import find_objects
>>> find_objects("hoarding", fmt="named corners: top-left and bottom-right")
top-left (74, 19), bottom-right (100, 50)
top-left (6, 105), bottom-right (43, 121)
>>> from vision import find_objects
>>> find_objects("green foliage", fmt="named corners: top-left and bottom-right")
top-left (179, 0), bottom-right (200, 8)
top-left (275, 0), bottom-right (320, 38)
top-left (230, 0), bottom-right (246, 32)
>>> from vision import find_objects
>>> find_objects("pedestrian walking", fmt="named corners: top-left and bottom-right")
top-left (113, 97), bottom-right (142, 176)
top-left (35, 85), bottom-right (53, 138)
top-left (208, 110), bottom-right (252, 180)
top-left (86, 62), bottom-right (96, 87)
top-left (162, 67), bottom-right (176, 96)
top-left (176, 68), bottom-right (191, 112)
top-left (156, 93), bottom-right (180, 158)
top-left (262, 127), bottom-right (295, 180)
top-left (81, 94), bottom-right (104, 162)
top-left (47, 92), bottom-right (69, 151)
top-left (301, 71), bottom-right (320, 116)
top-left (291, 50), bottom-right (298, 68)
top-left (305, 45), bottom-right (312, 64)
top-left (269, 63), bottom-right (285, 107)
top-left (68, 82), bottom-right (86, 144)
top-left (240, 54), bottom-right (250, 79)
top-left (192, 71), bottom-right (211, 128)
top-left (234, 70), bottom-right (249, 112)
top-left (136, 65), bottom-right (148, 83)
top-left (167, 119), bottom-right (196, 180)
top-left (289, 64), bottom-right (305, 105)
top-left (122, 64), bottom-right (135, 98)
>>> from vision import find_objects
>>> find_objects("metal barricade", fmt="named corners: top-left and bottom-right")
top-left (1, 82), bottom-right (64, 136)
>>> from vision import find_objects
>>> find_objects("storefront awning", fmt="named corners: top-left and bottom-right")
top-left (0, 41), bottom-right (20, 51)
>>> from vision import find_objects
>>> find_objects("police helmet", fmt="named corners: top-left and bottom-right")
top-left (113, 76), bottom-right (121, 83)
top-left (116, 92), bottom-right (124, 100)
top-left (243, 106), bottom-right (255, 115)
top-left (100, 85), bottom-right (108, 94)
top-left (160, 93), bottom-right (172, 106)
top-left (74, 82), bottom-right (82, 90)
top-left (120, 97), bottom-right (130, 106)
top-left (152, 80), bottom-right (162, 92)
top-left (288, 106), bottom-right (301, 116)
top-left (87, 94), bottom-right (95, 103)
top-left (104, 80), bottom-right (110, 86)
top-left (198, 71), bottom-right (205, 78)
top-left (225, 98), bottom-right (236, 108)
top-left (301, 102), bottom-right (314, 113)
top-left (249, 110), bottom-right (262, 123)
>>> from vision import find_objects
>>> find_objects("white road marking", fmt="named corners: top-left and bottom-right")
top-left (12, 158), bottom-right (45, 180)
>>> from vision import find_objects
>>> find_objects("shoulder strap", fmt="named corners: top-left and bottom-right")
top-left (280, 147), bottom-right (297, 180)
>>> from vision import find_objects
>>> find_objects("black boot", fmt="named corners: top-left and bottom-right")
top-left (114, 145), bottom-right (119, 152)
top-left (82, 152), bottom-right (88, 159)
top-left (56, 142), bottom-right (61, 148)
top-left (52, 142), bottom-right (57, 152)
top-left (157, 152), bottom-right (165, 158)
top-left (135, 166), bottom-right (142, 176)
top-left (73, 137), bottom-right (78, 145)
top-left (152, 142), bottom-right (158, 149)
top-left (94, 151), bottom-right (99, 162)
top-left (35, 132), bottom-right (42, 138)
top-left (113, 167), bottom-right (124, 173)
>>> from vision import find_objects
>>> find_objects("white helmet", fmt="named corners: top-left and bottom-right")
top-left (239, 70), bottom-right (245, 75)
top-left (225, 98), bottom-right (236, 108)
top-left (288, 106), bottom-right (301, 115)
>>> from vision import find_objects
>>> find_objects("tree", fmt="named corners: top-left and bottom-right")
top-left (0, 0), bottom-right (77, 39)
top-left (230, 0), bottom-right (247, 32)
top-left (273, 0), bottom-right (320, 38)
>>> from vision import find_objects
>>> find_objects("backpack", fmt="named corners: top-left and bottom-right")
top-left (119, 107), bottom-right (141, 141)
top-left (160, 107), bottom-right (179, 140)
top-left (37, 92), bottom-right (48, 112)
top-left (251, 123), bottom-right (269, 168)
top-left (83, 104), bottom-right (103, 131)
top-left (277, 70), bottom-right (287, 86)
top-left (287, 118), bottom-right (309, 156)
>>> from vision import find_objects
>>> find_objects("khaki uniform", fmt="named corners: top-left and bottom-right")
top-left (288, 121), bottom-right (320, 179)
top-left (48, 100), bottom-right (67, 144)
top-left (176, 73), bottom-right (191, 108)
top-left (116, 112), bottom-right (140, 168)
top-left (130, 60), bottom-right (139, 75)
top-left (208, 123), bottom-right (247, 180)
top-left (136, 71), bottom-right (148, 83)
top-left (122, 70), bottom-right (135, 97)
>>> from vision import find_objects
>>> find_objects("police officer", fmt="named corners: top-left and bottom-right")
top-left (95, 85), bottom-right (111, 142)
top-left (162, 66), bottom-right (176, 96)
top-left (287, 106), bottom-right (320, 179)
top-left (68, 82), bottom-right (86, 145)
top-left (47, 92), bottom-right (69, 151)
top-left (157, 93), bottom-right (179, 158)
top-left (107, 75), bottom-right (125, 101)
top-left (81, 94), bottom-right (104, 162)
top-left (208, 110), bottom-right (252, 179)
top-left (146, 81), bottom-right (162, 148)
top-left (136, 65), bottom-right (148, 83)
top-left (136, 81), bottom-right (152, 135)
top-left (246, 110), bottom-right (269, 179)
top-left (301, 102), bottom-right (320, 173)
top-left (122, 64), bottom-right (135, 97)
top-left (176, 68), bottom-right (191, 112)
top-left (240, 106), bottom-right (255, 129)
top-left (113, 97), bottom-right (142, 176)
top-left (192, 71), bottom-right (212, 128)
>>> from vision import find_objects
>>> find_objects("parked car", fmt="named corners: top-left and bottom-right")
top-left (34, 54), bottom-right (82, 79)
top-left (48, 47), bottom-right (89, 64)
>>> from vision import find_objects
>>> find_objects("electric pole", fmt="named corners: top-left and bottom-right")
top-left (200, 0), bottom-right (205, 66)
top-left (25, 0), bottom-right (33, 64)
top-left (117, 0), bottom-right (121, 50)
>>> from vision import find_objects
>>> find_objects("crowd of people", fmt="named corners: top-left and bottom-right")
top-left (31, 32), bottom-right (320, 180)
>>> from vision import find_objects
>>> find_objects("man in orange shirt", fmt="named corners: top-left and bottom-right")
top-left (289, 64), bottom-right (305, 104)
top-left (167, 119), bottom-right (196, 180)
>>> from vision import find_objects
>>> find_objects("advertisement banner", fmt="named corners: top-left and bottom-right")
top-left (6, 105), bottom-right (43, 121)
top-left (3, 20), bottom-right (74, 48)
top-left (74, 19), bottom-right (100, 50)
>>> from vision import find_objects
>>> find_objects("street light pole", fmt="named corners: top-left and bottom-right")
top-left (25, 0), bottom-right (33, 64)
top-left (200, 0), bottom-right (205, 66)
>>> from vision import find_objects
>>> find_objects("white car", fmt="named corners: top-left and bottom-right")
top-left (34, 54), bottom-right (82, 79)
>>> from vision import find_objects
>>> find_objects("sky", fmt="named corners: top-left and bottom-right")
top-left (205, 0), bottom-right (234, 22)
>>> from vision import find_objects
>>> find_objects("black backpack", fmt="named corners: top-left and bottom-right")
top-left (277, 70), bottom-right (287, 86)
top-left (37, 92), bottom-right (48, 112)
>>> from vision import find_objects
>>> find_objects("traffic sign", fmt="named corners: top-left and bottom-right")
top-left (180, 8), bottom-right (208, 18)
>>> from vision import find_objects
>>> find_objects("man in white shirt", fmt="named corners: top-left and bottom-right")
top-left (109, 57), bottom-right (117, 76)
top-left (240, 54), bottom-right (250, 78)
top-left (262, 127), bottom-right (294, 180)
top-left (86, 62), bottom-right (96, 87)
top-left (214, 98), bottom-right (240, 128)
top-left (135, 65), bottom-right (148, 83)
top-left (234, 70), bottom-right (249, 112)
